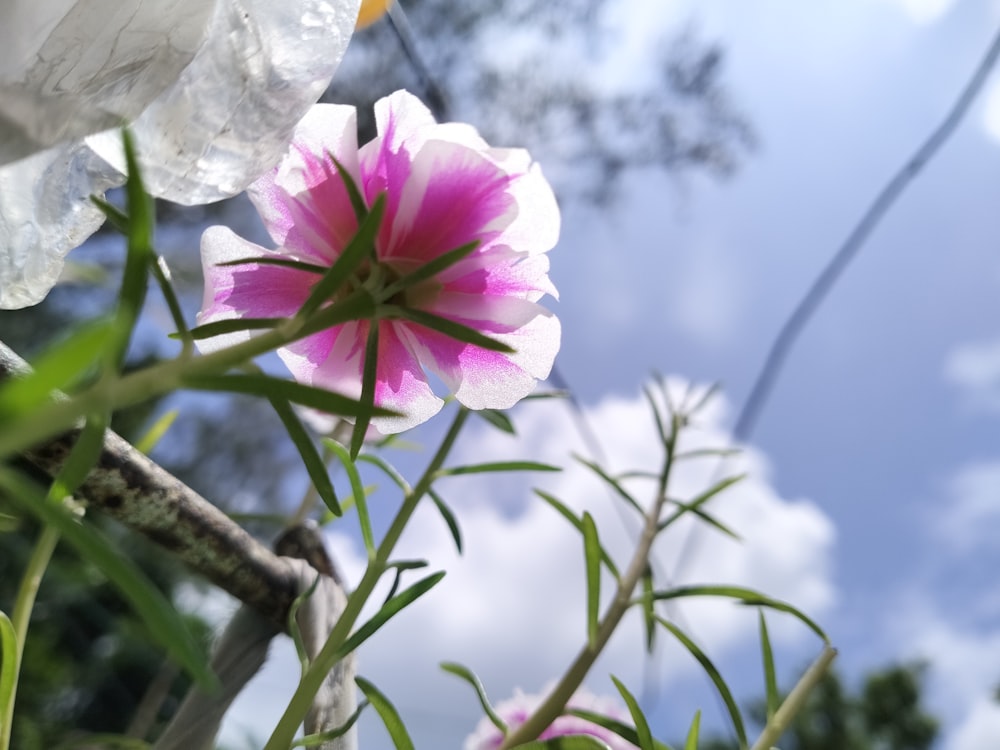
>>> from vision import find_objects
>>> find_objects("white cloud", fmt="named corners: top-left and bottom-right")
top-left (946, 697), bottom-right (1000, 750)
top-left (944, 337), bottom-right (1000, 410)
top-left (222, 381), bottom-right (837, 747)
top-left (883, 0), bottom-right (957, 25)
top-left (882, 592), bottom-right (1000, 750)
top-left (934, 461), bottom-right (1000, 551)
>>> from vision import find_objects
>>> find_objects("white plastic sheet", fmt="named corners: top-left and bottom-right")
top-left (0, 0), bottom-right (360, 308)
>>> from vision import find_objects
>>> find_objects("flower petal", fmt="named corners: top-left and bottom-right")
top-left (492, 155), bottom-right (561, 257)
top-left (196, 225), bottom-right (315, 352)
top-left (401, 308), bottom-right (560, 411)
top-left (381, 139), bottom-right (516, 263)
top-left (439, 245), bottom-right (558, 302)
top-left (308, 320), bottom-right (444, 432)
top-left (249, 103), bottom-right (362, 259)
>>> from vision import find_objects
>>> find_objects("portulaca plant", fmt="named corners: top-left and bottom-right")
top-left (0, 3), bottom-right (835, 750)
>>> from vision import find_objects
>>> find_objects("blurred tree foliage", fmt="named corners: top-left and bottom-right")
top-left (0, 513), bottom-right (214, 749)
top-left (328, 0), bottom-right (754, 201)
top-left (701, 663), bottom-right (939, 750)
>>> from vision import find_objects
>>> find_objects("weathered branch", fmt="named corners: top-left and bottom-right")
top-left (0, 340), bottom-right (300, 630)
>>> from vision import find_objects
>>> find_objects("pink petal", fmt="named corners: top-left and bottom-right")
top-left (491, 154), bottom-right (561, 257)
top-left (373, 90), bottom-right (439, 155)
top-left (401, 309), bottom-right (560, 410)
top-left (309, 320), bottom-right (444, 433)
top-left (196, 226), bottom-right (316, 353)
top-left (438, 245), bottom-right (558, 302)
top-left (382, 139), bottom-right (516, 262)
top-left (249, 104), bottom-right (361, 261)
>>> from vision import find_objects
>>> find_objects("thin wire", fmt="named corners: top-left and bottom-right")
top-left (387, 1), bottom-right (450, 121)
top-left (731, 23), bottom-right (1000, 444)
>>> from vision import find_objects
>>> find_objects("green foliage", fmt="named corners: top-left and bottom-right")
top-left (441, 661), bottom-right (508, 733)
top-left (356, 677), bottom-right (415, 750)
top-left (703, 663), bottom-right (939, 750)
top-left (0, 516), bottom-right (211, 749)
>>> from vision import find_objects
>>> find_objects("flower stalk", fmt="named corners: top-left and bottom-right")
top-left (263, 406), bottom-right (471, 749)
top-left (498, 412), bottom-right (682, 749)
top-left (1, 525), bottom-right (60, 750)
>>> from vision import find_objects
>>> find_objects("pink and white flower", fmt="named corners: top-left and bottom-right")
top-left (464, 687), bottom-right (640, 750)
top-left (197, 90), bottom-right (560, 432)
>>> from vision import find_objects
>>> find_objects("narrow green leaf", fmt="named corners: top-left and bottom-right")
top-left (649, 585), bottom-right (828, 642)
top-left (350, 322), bottom-right (380, 459)
top-left (297, 288), bottom-right (377, 338)
top-left (300, 194), bottom-right (385, 317)
top-left (216, 256), bottom-right (327, 274)
top-left (440, 662), bottom-right (507, 733)
top-left (383, 560), bottom-right (429, 604)
top-left (330, 154), bottom-right (369, 223)
top-left (324, 439), bottom-right (375, 557)
top-left (656, 618), bottom-right (746, 747)
top-left (0, 611), bottom-right (16, 739)
top-left (48, 414), bottom-right (108, 501)
top-left (185, 316), bottom-right (284, 340)
top-left (516, 737), bottom-right (612, 750)
top-left (356, 453), bottom-right (411, 493)
top-left (134, 409), bottom-right (179, 455)
top-left (582, 512), bottom-right (601, 649)
top-left (685, 474), bottom-right (746, 510)
top-left (114, 127), bottom-right (154, 368)
top-left (381, 240), bottom-right (479, 300)
top-left (475, 408), bottom-right (516, 435)
top-left (438, 461), bottom-right (561, 477)
top-left (288, 573), bottom-right (322, 674)
top-left (336, 573), bottom-right (445, 659)
top-left (687, 382), bottom-right (721, 416)
top-left (385, 307), bottom-right (515, 353)
top-left (673, 447), bottom-right (740, 462)
top-left (183, 373), bottom-right (398, 419)
top-left (759, 611), bottom-right (779, 720)
top-left (683, 711), bottom-right (701, 750)
top-left (429, 490), bottom-right (463, 554)
top-left (659, 500), bottom-right (740, 540)
top-left (535, 490), bottom-right (619, 579)
top-left (355, 676), bottom-right (414, 750)
top-left (0, 512), bottom-right (20, 533)
top-left (642, 384), bottom-right (671, 450)
top-left (293, 700), bottom-right (368, 747)
top-left (574, 455), bottom-right (643, 515)
top-left (522, 389), bottom-right (571, 401)
top-left (658, 475), bottom-right (746, 532)
top-left (567, 709), bottom-right (675, 750)
top-left (611, 676), bottom-right (655, 750)
top-left (150, 256), bottom-right (190, 343)
top-left (269, 397), bottom-right (340, 517)
top-left (0, 469), bottom-right (216, 691)
top-left (0, 319), bottom-right (116, 418)
top-left (641, 564), bottom-right (656, 654)
top-left (90, 196), bottom-right (129, 233)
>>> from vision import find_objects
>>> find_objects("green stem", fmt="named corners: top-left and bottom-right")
top-left (748, 645), bottom-right (837, 750)
top-left (263, 407), bottom-right (470, 750)
top-left (498, 414), bottom-right (680, 749)
top-left (0, 291), bottom-right (372, 458)
top-left (0, 526), bottom-right (60, 750)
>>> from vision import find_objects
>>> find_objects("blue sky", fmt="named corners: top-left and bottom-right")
top-left (199, 0), bottom-right (1000, 747)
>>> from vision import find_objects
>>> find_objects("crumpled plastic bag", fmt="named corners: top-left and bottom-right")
top-left (0, 0), bottom-right (360, 308)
